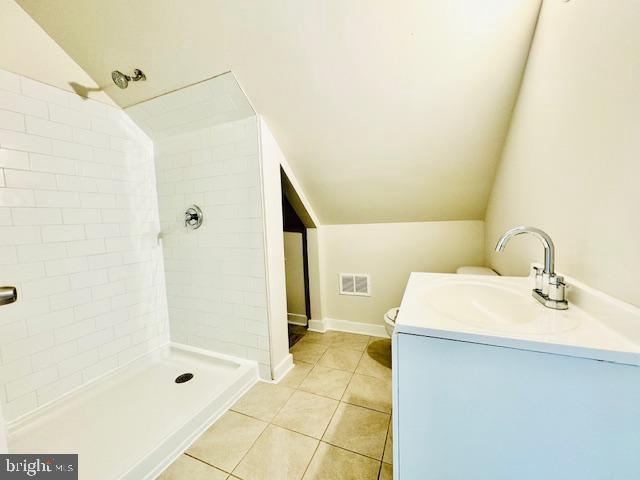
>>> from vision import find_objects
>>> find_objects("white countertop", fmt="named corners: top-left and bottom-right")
top-left (396, 271), bottom-right (640, 366)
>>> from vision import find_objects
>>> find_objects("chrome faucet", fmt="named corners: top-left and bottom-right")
top-left (495, 226), bottom-right (568, 310)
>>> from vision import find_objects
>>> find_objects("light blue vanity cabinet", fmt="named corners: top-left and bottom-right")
top-left (392, 332), bottom-right (640, 479)
top-left (392, 271), bottom-right (640, 479)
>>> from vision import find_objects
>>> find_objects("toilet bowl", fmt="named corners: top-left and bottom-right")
top-left (384, 307), bottom-right (399, 337)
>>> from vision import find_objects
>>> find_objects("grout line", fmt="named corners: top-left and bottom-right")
top-left (380, 416), bottom-right (392, 467)
top-left (183, 453), bottom-right (229, 474)
top-left (320, 438), bottom-right (385, 463)
top-left (299, 436), bottom-right (322, 479)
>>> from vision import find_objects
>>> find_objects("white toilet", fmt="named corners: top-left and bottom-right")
top-left (384, 307), bottom-right (399, 337)
top-left (384, 266), bottom-right (497, 337)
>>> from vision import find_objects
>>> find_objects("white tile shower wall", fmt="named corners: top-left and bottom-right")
top-left (153, 115), bottom-right (270, 378)
top-left (0, 69), bottom-right (169, 421)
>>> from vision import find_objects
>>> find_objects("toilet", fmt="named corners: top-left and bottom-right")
top-left (384, 307), bottom-right (399, 337)
top-left (384, 266), bottom-right (497, 336)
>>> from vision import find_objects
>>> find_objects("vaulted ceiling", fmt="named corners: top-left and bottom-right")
top-left (17, 0), bottom-right (541, 224)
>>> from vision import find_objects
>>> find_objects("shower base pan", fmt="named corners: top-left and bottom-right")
top-left (7, 343), bottom-right (257, 480)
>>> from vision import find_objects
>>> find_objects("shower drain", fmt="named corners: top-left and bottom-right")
top-left (175, 373), bottom-right (194, 384)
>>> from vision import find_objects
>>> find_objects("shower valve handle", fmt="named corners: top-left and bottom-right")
top-left (184, 205), bottom-right (203, 229)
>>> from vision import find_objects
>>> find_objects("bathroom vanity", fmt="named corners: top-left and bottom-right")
top-left (392, 270), bottom-right (640, 479)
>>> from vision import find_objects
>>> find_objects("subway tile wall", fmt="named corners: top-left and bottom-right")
top-left (0, 68), bottom-right (169, 421)
top-left (127, 74), bottom-right (271, 379)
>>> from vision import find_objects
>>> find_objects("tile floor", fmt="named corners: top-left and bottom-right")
top-left (158, 331), bottom-right (393, 480)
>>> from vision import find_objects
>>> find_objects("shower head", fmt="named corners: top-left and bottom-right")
top-left (111, 70), bottom-right (129, 89)
top-left (111, 69), bottom-right (146, 89)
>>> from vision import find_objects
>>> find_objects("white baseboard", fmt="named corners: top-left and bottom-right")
top-left (270, 353), bottom-right (294, 383)
top-left (308, 317), bottom-right (389, 338)
top-left (287, 313), bottom-right (308, 326)
top-left (307, 318), bottom-right (327, 333)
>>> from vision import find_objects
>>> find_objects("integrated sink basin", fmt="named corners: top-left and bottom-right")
top-left (423, 280), bottom-right (580, 335)
top-left (397, 269), bottom-right (640, 366)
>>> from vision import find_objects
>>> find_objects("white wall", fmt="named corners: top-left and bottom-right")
top-left (0, 68), bottom-right (168, 421)
top-left (258, 118), bottom-right (290, 378)
top-left (283, 232), bottom-right (306, 319)
top-left (485, 0), bottom-right (640, 307)
top-left (127, 75), bottom-right (272, 378)
top-left (0, 0), bottom-right (115, 106)
top-left (320, 221), bottom-right (485, 325)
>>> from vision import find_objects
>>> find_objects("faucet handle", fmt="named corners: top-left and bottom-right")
top-left (533, 266), bottom-right (544, 291)
top-left (548, 275), bottom-right (566, 302)
top-left (549, 274), bottom-right (564, 285)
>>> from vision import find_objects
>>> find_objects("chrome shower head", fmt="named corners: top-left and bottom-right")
top-left (111, 70), bottom-right (129, 89)
top-left (111, 69), bottom-right (146, 89)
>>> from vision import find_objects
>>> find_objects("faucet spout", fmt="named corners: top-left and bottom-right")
top-left (495, 226), bottom-right (566, 310)
top-left (494, 226), bottom-right (555, 274)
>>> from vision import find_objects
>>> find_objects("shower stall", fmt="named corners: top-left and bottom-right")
top-left (0, 70), bottom-right (290, 479)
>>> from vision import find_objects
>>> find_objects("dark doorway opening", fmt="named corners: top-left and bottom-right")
top-left (281, 169), bottom-right (312, 348)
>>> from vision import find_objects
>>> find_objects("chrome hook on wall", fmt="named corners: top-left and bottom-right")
top-left (185, 205), bottom-right (203, 229)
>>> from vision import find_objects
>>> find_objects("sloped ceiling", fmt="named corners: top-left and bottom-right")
top-left (17, 0), bottom-right (541, 224)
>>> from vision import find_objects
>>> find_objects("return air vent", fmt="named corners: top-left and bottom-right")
top-left (339, 273), bottom-right (371, 296)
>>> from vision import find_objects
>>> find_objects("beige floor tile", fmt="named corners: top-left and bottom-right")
top-left (298, 331), bottom-right (336, 346)
top-left (302, 442), bottom-right (380, 480)
top-left (272, 390), bottom-right (339, 438)
top-left (280, 362), bottom-right (314, 388)
top-left (329, 332), bottom-right (370, 352)
top-left (231, 382), bottom-right (294, 422)
top-left (323, 403), bottom-right (389, 460)
top-left (367, 339), bottom-right (392, 358)
top-left (298, 365), bottom-right (352, 400)
top-left (355, 340), bottom-right (392, 380)
top-left (368, 336), bottom-right (390, 346)
top-left (342, 374), bottom-right (392, 413)
top-left (158, 454), bottom-right (227, 480)
top-left (290, 341), bottom-right (329, 364)
top-left (379, 462), bottom-right (393, 480)
top-left (187, 410), bottom-right (267, 472)
top-left (303, 442), bottom-right (380, 480)
top-left (382, 421), bottom-right (392, 464)
top-left (318, 347), bottom-right (363, 372)
top-left (355, 354), bottom-right (391, 380)
top-left (233, 424), bottom-right (318, 480)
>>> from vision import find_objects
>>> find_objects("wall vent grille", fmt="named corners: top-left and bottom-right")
top-left (339, 273), bottom-right (371, 296)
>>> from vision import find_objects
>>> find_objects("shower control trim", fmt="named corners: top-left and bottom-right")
top-left (185, 205), bottom-right (203, 229)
